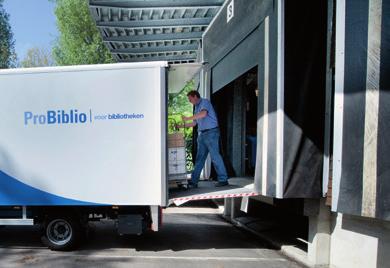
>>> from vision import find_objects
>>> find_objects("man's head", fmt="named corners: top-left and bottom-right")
top-left (187, 90), bottom-right (201, 105)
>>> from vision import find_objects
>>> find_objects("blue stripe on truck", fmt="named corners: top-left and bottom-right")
top-left (0, 169), bottom-right (103, 206)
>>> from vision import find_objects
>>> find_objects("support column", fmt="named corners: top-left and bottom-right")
top-left (223, 197), bottom-right (245, 221)
top-left (150, 206), bottom-right (160, 232)
top-left (230, 197), bottom-right (244, 220)
top-left (202, 69), bottom-right (212, 179)
top-left (223, 198), bottom-right (232, 218)
top-left (306, 198), bottom-right (331, 266)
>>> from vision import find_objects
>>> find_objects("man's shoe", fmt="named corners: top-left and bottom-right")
top-left (215, 181), bottom-right (229, 187)
top-left (187, 181), bottom-right (198, 189)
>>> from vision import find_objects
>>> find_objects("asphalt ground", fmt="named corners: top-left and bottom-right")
top-left (0, 203), bottom-right (303, 268)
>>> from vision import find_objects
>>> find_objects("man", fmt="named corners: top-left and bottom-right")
top-left (177, 90), bottom-right (229, 188)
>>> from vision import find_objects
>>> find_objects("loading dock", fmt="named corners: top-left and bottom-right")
top-left (86, 3), bottom-right (388, 267)
top-left (0, 0), bottom-right (388, 266)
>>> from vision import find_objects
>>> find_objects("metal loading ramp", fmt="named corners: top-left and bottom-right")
top-left (169, 177), bottom-right (259, 206)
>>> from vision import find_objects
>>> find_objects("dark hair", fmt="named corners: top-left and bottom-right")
top-left (187, 90), bottom-right (200, 98)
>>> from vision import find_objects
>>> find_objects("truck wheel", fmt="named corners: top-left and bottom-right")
top-left (41, 215), bottom-right (82, 251)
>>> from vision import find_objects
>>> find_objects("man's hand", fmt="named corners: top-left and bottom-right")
top-left (182, 115), bottom-right (190, 122)
top-left (176, 121), bottom-right (197, 129)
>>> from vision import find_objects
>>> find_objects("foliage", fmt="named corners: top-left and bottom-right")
top-left (168, 80), bottom-right (196, 169)
top-left (20, 47), bottom-right (55, 68)
top-left (0, 0), bottom-right (16, 68)
top-left (167, 79), bottom-right (195, 135)
top-left (51, 0), bottom-right (113, 65)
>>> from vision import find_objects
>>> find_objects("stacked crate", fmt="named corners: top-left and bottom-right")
top-left (168, 133), bottom-right (187, 186)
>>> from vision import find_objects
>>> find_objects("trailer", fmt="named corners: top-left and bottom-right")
top-left (0, 62), bottom-right (258, 250)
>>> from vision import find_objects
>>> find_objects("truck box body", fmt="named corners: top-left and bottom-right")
top-left (0, 62), bottom-right (168, 207)
top-left (0, 62), bottom-right (259, 250)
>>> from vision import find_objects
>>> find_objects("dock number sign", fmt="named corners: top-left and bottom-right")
top-left (227, 0), bottom-right (234, 23)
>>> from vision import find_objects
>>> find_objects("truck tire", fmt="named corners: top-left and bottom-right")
top-left (41, 215), bottom-right (83, 251)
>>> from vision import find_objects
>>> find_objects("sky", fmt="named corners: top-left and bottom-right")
top-left (3, 0), bottom-right (58, 61)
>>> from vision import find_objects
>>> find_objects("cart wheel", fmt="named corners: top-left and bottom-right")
top-left (41, 215), bottom-right (83, 251)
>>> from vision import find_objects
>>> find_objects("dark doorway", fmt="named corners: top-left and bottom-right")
top-left (212, 66), bottom-right (258, 179)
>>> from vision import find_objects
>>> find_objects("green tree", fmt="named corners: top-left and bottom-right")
top-left (52, 0), bottom-right (113, 65)
top-left (0, 0), bottom-right (16, 68)
top-left (20, 47), bottom-right (55, 68)
top-left (168, 80), bottom-right (196, 169)
top-left (168, 80), bottom-right (195, 134)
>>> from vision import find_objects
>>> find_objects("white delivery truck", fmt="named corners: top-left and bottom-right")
top-left (0, 62), bottom-right (258, 250)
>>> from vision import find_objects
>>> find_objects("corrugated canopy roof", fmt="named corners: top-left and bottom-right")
top-left (89, 0), bottom-right (224, 64)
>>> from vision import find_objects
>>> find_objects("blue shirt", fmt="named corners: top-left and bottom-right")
top-left (194, 98), bottom-right (219, 131)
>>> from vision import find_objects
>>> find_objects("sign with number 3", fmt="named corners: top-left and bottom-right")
top-left (227, 0), bottom-right (234, 23)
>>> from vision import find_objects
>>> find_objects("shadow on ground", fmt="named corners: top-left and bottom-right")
top-left (0, 200), bottom-right (272, 252)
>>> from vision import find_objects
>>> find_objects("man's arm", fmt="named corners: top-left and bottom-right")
top-left (182, 110), bottom-right (207, 121)
top-left (176, 121), bottom-right (197, 129)
top-left (177, 109), bottom-right (207, 129)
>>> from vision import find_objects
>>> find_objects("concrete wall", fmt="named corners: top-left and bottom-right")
top-left (330, 213), bottom-right (390, 268)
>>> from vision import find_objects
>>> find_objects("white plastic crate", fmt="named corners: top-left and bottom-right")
top-left (168, 147), bottom-right (186, 162)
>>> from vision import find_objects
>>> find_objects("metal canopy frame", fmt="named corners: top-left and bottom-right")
top-left (89, 0), bottom-right (224, 64)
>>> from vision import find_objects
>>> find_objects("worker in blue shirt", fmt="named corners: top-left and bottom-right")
top-left (177, 90), bottom-right (229, 188)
